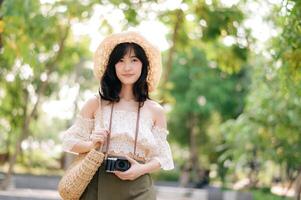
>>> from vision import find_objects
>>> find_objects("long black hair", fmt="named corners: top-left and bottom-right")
top-left (98, 42), bottom-right (150, 105)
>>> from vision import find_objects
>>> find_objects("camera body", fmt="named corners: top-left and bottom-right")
top-left (104, 156), bottom-right (131, 173)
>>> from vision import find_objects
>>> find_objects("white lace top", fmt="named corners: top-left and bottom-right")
top-left (61, 98), bottom-right (174, 170)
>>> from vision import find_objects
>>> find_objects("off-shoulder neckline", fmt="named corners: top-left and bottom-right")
top-left (78, 96), bottom-right (168, 131)
top-left (76, 112), bottom-right (168, 133)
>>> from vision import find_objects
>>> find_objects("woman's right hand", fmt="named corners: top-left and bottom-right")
top-left (89, 129), bottom-right (109, 150)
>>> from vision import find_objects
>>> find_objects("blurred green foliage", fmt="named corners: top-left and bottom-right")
top-left (218, 0), bottom-right (301, 189)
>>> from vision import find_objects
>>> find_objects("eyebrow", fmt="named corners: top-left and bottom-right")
top-left (120, 55), bottom-right (139, 59)
top-left (121, 55), bottom-right (137, 58)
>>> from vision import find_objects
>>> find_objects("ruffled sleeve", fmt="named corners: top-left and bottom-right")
top-left (150, 125), bottom-right (174, 170)
top-left (61, 115), bottom-right (95, 154)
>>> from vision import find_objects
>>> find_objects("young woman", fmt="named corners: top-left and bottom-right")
top-left (61, 31), bottom-right (174, 200)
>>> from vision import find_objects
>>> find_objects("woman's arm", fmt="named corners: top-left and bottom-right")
top-left (141, 158), bottom-right (161, 174)
top-left (62, 96), bottom-right (107, 154)
top-left (141, 101), bottom-right (168, 173)
top-left (148, 101), bottom-right (174, 170)
top-left (68, 97), bottom-right (98, 153)
top-left (70, 140), bottom-right (94, 154)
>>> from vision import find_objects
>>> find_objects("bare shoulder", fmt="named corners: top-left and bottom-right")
top-left (145, 99), bottom-right (164, 114)
top-left (79, 95), bottom-right (99, 119)
top-left (144, 99), bottom-right (166, 128)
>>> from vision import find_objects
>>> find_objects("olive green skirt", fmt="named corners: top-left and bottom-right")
top-left (80, 163), bottom-right (156, 200)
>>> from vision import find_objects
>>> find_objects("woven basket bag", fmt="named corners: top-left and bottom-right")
top-left (58, 149), bottom-right (104, 200)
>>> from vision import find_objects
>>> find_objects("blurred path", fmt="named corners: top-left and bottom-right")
top-left (0, 174), bottom-right (252, 200)
top-left (0, 187), bottom-right (252, 200)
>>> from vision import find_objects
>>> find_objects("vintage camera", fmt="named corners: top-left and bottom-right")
top-left (104, 156), bottom-right (131, 172)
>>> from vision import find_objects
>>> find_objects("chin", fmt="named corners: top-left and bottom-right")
top-left (120, 78), bottom-right (138, 85)
top-left (120, 80), bottom-right (137, 85)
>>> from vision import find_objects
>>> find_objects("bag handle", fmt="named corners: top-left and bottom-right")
top-left (104, 100), bottom-right (141, 159)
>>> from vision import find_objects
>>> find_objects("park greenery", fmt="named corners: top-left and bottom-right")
top-left (0, 0), bottom-right (300, 199)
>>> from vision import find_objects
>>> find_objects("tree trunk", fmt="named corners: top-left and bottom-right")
top-left (187, 114), bottom-right (204, 185)
top-left (179, 161), bottom-right (192, 187)
top-left (180, 114), bottom-right (200, 187)
top-left (6, 130), bottom-right (10, 163)
top-left (246, 149), bottom-right (259, 188)
top-left (160, 9), bottom-right (184, 88)
top-left (189, 116), bottom-right (199, 178)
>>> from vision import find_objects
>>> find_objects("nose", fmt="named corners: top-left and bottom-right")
top-left (124, 61), bottom-right (132, 71)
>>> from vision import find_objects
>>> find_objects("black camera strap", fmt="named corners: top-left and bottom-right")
top-left (102, 98), bottom-right (141, 160)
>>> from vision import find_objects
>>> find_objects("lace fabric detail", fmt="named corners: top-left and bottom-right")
top-left (101, 136), bottom-right (148, 159)
top-left (61, 115), bottom-right (94, 154)
top-left (148, 125), bottom-right (174, 170)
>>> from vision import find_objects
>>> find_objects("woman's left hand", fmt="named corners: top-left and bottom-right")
top-left (114, 156), bottom-right (146, 180)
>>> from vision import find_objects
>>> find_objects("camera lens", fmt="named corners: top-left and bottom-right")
top-left (118, 161), bottom-right (125, 168)
top-left (116, 159), bottom-right (130, 171)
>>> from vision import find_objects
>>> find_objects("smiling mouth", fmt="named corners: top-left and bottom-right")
top-left (123, 74), bottom-right (134, 77)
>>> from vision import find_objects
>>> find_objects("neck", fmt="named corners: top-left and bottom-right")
top-left (119, 84), bottom-right (135, 101)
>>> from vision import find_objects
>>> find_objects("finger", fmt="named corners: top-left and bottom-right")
top-left (95, 138), bottom-right (105, 143)
top-left (94, 135), bottom-right (104, 139)
top-left (91, 130), bottom-right (101, 135)
top-left (91, 136), bottom-right (102, 141)
top-left (91, 138), bottom-right (101, 143)
top-left (114, 171), bottom-right (121, 176)
top-left (125, 155), bottom-right (138, 164)
top-left (113, 172), bottom-right (120, 178)
top-left (114, 172), bottom-right (126, 180)
top-left (118, 170), bottom-right (129, 177)
top-left (100, 130), bottom-right (109, 135)
top-left (92, 130), bottom-right (108, 135)
top-left (94, 134), bottom-right (105, 139)
top-left (115, 169), bottom-right (131, 176)
top-left (94, 140), bottom-right (104, 145)
top-left (92, 132), bottom-right (106, 137)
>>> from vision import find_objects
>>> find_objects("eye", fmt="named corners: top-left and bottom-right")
top-left (118, 59), bottom-right (124, 63)
top-left (132, 58), bottom-right (139, 62)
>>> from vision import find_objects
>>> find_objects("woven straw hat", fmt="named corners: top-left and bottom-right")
top-left (93, 31), bottom-right (162, 92)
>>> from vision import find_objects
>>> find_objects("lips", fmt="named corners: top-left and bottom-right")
top-left (122, 74), bottom-right (134, 77)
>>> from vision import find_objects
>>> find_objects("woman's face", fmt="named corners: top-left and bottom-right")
top-left (115, 48), bottom-right (143, 86)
